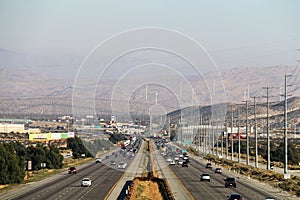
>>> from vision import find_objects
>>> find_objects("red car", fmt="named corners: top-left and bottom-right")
top-left (68, 166), bottom-right (77, 174)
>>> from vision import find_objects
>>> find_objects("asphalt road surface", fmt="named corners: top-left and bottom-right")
top-left (169, 157), bottom-right (283, 200)
top-left (9, 151), bottom-right (136, 200)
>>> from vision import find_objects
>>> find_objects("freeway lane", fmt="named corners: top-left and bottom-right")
top-left (13, 162), bottom-right (123, 200)
top-left (10, 150), bottom-right (139, 200)
top-left (4, 138), bottom-right (142, 200)
top-left (169, 158), bottom-right (281, 200)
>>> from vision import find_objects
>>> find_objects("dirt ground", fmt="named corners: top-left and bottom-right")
top-left (130, 179), bottom-right (163, 200)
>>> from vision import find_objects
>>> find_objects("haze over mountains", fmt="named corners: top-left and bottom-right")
top-left (0, 48), bottom-right (299, 117)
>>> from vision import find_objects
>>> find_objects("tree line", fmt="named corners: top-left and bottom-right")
top-left (0, 135), bottom-right (93, 184)
top-left (0, 142), bottom-right (63, 184)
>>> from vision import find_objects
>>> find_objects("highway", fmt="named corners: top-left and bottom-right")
top-left (9, 151), bottom-right (135, 200)
top-left (1, 139), bottom-right (294, 200)
top-left (160, 141), bottom-right (285, 200)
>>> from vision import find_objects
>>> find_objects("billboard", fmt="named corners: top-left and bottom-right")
top-left (29, 133), bottom-right (50, 140)
top-left (29, 132), bottom-right (75, 141)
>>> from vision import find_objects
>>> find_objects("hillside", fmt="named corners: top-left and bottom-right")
top-left (0, 56), bottom-right (299, 119)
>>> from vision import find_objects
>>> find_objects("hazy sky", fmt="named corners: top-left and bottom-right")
top-left (0, 0), bottom-right (299, 69)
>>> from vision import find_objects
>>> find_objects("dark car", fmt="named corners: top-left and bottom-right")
top-left (206, 163), bottom-right (212, 169)
top-left (110, 160), bottom-right (116, 165)
top-left (227, 193), bottom-right (243, 200)
top-left (68, 166), bottom-right (77, 174)
top-left (225, 177), bottom-right (236, 188)
top-left (182, 161), bottom-right (188, 167)
top-left (215, 167), bottom-right (222, 174)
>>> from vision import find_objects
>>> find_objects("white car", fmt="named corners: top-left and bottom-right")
top-left (178, 160), bottom-right (183, 165)
top-left (81, 178), bottom-right (92, 187)
top-left (183, 156), bottom-right (189, 160)
top-left (200, 174), bottom-right (211, 182)
top-left (118, 162), bottom-right (127, 169)
top-left (166, 158), bottom-right (172, 162)
top-left (95, 158), bottom-right (102, 163)
top-left (174, 157), bottom-right (179, 161)
top-left (169, 160), bottom-right (176, 165)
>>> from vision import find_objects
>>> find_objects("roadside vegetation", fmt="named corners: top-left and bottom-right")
top-left (109, 133), bottom-right (127, 144)
top-left (0, 135), bottom-right (93, 186)
top-left (67, 135), bottom-right (93, 158)
top-left (0, 142), bottom-right (62, 184)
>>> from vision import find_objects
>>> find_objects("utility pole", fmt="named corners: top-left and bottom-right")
top-left (221, 121), bottom-right (224, 157)
top-left (168, 115), bottom-right (171, 138)
top-left (231, 104), bottom-right (234, 160)
top-left (226, 119), bottom-right (228, 159)
top-left (242, 99), bottom-right (250, 165)
top-left (284, 74), bottom-right (292, 177)
top-left (263, 85), bottom-right (272, 170)
top-left (212, 122), bottom-right (215, 155)
top-left (251, 96), bottom-right (258, 168)
top-left (213, 122), bottom-right (218, 156)
top-left (238, 104), bottom-right (241, 163)
top-left (246, 99), bottom-right (249, 165)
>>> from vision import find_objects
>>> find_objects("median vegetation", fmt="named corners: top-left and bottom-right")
top-left (127, 139), bottom-right (174, 200)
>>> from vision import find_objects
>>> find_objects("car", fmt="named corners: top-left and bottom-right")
top-left (110, 160), bottom-right (116, 165)
top-left (215, 167), bottom-right (222, 174)
top-left (178, 160), bottom-right (183, 165)
top-left (206, 163), bottom-right (212, 169)
top-left (227, 193), bottom-right (242, 200)
top-left (182, 161), bottom-right (188, 167)
top-left (200, 173), bottom-right (211, 182)
top-left (183, 156), bottom-right (189, 160)
top-left (68, 166), bottom-right (77, 174)
top-left (264, 198), bottom-right (275, 200)
top-left (224, 177), bottom-right (237, 188)
top-left (169, 160), bottom-right (176, 165)
top-left (81, 178), bottom-right (92, 187)
top-left (174, 157), bottom-right (179, 161)
top-left (118, 162), bottom-right (127, 169)
top-left (95, 158), bottom-right (102, 163)
top-left (105, 155), bottom-right (110, 159)
top-left (166, 158), bottom-right (172, 162)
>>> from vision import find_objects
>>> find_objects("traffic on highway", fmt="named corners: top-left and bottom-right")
top-left (0, 137), bottom-right (291, 200)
